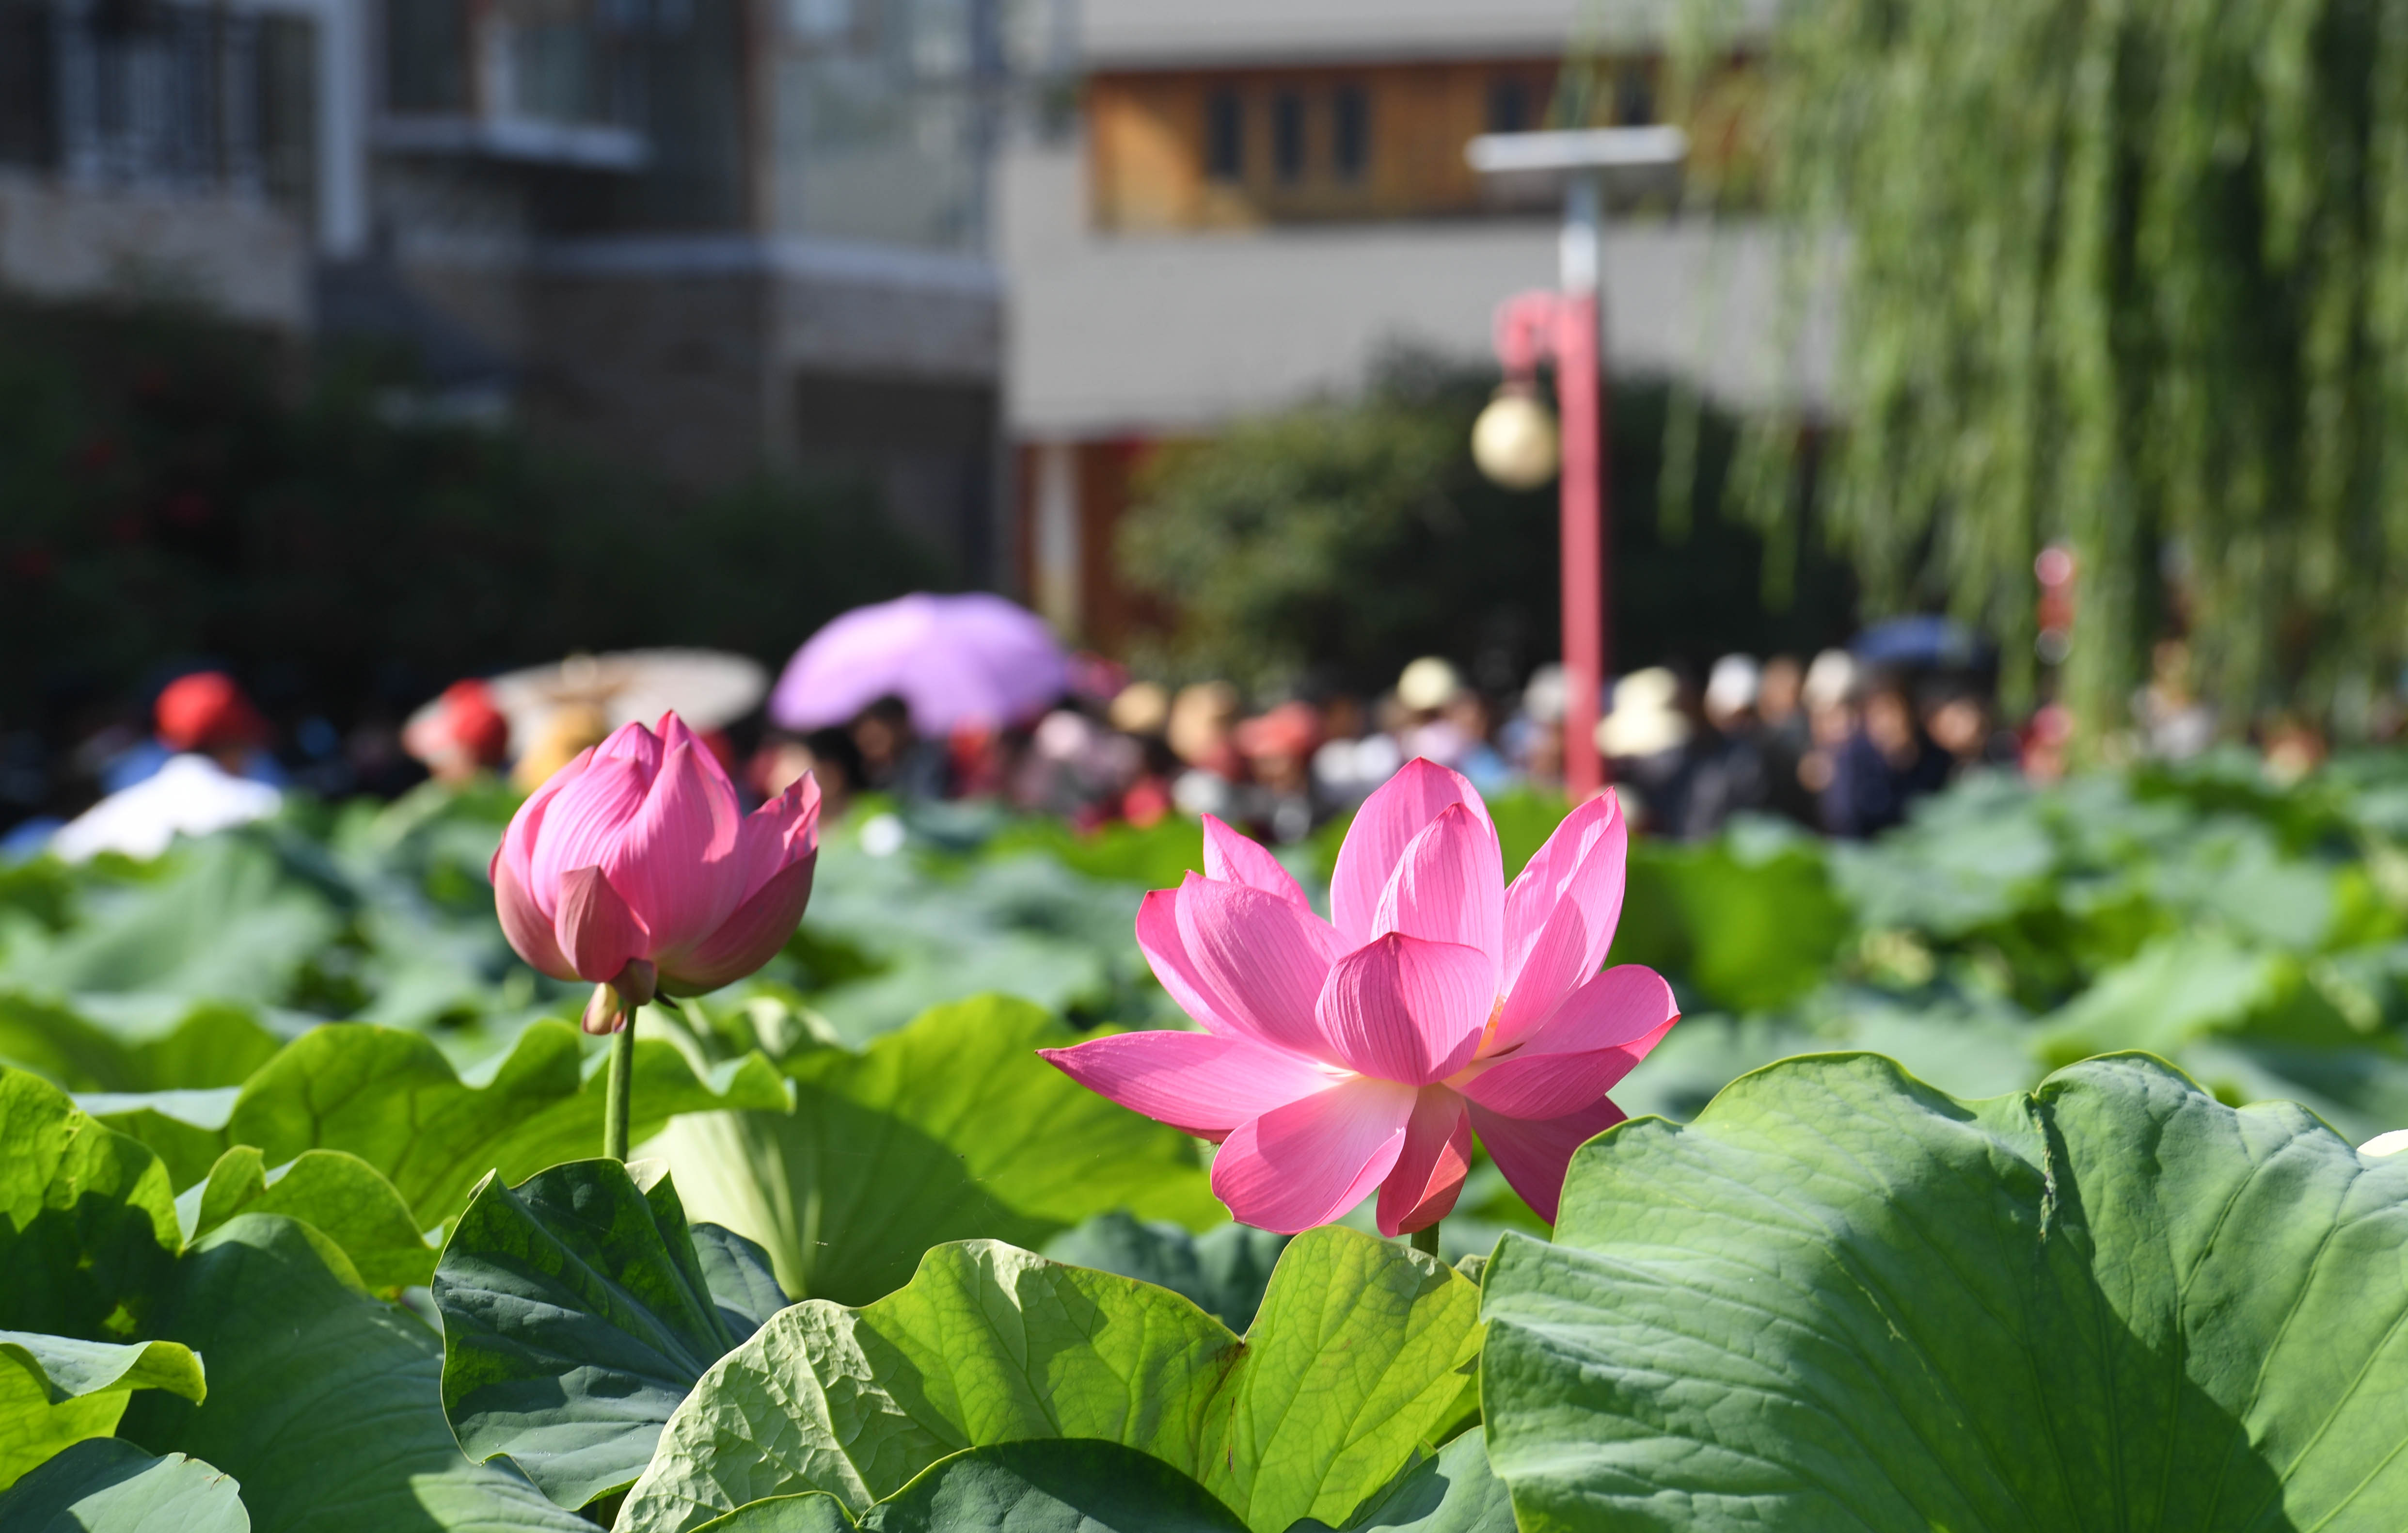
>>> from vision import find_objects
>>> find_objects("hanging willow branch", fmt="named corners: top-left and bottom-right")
top-left (1689, 0), bottom-right (2408, 737)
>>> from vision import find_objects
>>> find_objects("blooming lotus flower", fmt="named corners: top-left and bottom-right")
top-left (492, 713), bottom-right (821, 1033)
top-left (1041, 760), bottom-right (1676, 1235)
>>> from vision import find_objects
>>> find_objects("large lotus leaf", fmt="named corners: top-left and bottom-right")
top-left (87, 1020), bottom-right (788, 1227)
top-left (118, 1212), bottom-right (589, 1533)
top-left (0, 834), bottom-right (340, 1004)
top-left (1613, 823), bottom-right (1848, 1013)
top-left (436, 1158), bottom-right (787, 1509)
top-left (866, 1439), bottom-right (1251, 1533)
top-left (1481, 1051), bottom-right (2408, 1530)
top-left (1041, 1213), bottom-right (1290, 1332)
top-left (0, 992), bottom-right (286, 1095)
top-left (654, 996), bottom-right (1219, 1304)
top-left (2035, 932), bottom-right (2360, 1066)
top-left (1294, 1431), bottom-right (1514, 1533)
top-left (0, 1068), bottom-right (181, 1339)
top-left (620, 1227), bottom-right (1483, 1533)
top-left (0, 1436), bottom-right (249, 1533)
top-left (0, 1332), bottom-right (206, 1488)
top-left (178, 1146), bottom-right (434, 1293)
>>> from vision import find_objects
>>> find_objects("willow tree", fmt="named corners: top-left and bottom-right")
top-left (1698, 0), bottom-right (2408, 737)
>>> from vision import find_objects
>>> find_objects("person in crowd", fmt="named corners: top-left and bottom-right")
top-left (1167, 681), bottom-right (1246, 819)
top-left (1680, 654), bottom-right (1774, 838)
top-left (401, 680), bottom-right (511, 786)
top-left (1822, 668), bottom-right (1951, 837)
top-left (1107, 682), bottom-right (1178, 827)
top-left (1312, 692), bottom-right (1402, 808)
top-left (2137, 639), bottom-right (2217, 761)
top-left (513, 703), bottom-right (611, 791)
top-left (1755, 654), bottom-right (1821, 826)
top-left (846, 695), bottom-right (947, 800)
top-left (1501, 664), bottom-right (1568, 789)
top-left (1235, 701), bottom-right (1324, 843)
top-left (1795, 649), bottom-right (1859, 814)
top-left (1600, 667), bottom-right (1696, 834)
top-left (103, 671), bottom-right (287, 792)
top-left (1923, 684), bottom-right (2018, 776)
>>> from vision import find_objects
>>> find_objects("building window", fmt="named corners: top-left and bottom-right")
top-left (1271, 90), bottom-right (1304, 183)
top-left (1487, 76), bottom-right (1529, 135)
top-left (1615, 63), bottom-right (1655, 126)
top-left (1332, 83), bottom-right (1367, 181)
top-left (1204, 86), bottom-right (1243, 181)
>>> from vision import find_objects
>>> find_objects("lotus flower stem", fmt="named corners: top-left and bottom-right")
top-left (1411, 1223), bottom-right (1441, 1258)
top-left (603, 1006), bottom-right (638, 1161)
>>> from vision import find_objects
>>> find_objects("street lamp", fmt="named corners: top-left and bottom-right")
top-left (1466, 125), bottom-right (1688, 802)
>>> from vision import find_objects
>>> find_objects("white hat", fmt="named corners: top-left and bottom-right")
top-left (1520, 663), bottom-right (1569, 725)
top-left (1598, 668), bottom-right (1693, 758)
top-left (1704, 654), bottom-right (1761, 720)
top-left (1396, 656), bottom-right (1466, 713)
top-left (1803, 649), bottom-right (1859, 713)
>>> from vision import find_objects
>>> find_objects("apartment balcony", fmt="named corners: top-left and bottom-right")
top-left (376, 0), bottom-right (651, 171)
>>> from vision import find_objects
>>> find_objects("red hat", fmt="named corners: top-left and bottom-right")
top-left (156, 671), bottom-right (268, 752)
top-left (1236, 701), bottom-right (1325, 762)
top-left (407, 680), bottom-right (511, 768)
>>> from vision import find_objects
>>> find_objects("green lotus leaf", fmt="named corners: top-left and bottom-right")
top-left (655, 996), bottom-right (1219, 1305)
top-left (619, 1225), bottom-right (1482, 1533)
top-left (0, 1332), bottom-right (206, 1488)
top-left (118, 1212), bottom-right (589, 1533)
top-left (0, 1068), bottom-right (182, 1340)
top-left (695, 1439), bottom-right (1256, 1533)
top-left (1041, 1213), bottom-right (1289, 1331)
top-left (435, 1157), bottom-right (788, 1509)
top-left (1293, 1431), bottom-right (1515, 1533)
top-left (1481, 1051), bottom-right (2408, 1530)
top-left (88, 1020), bottom-right (788, 1227)
top-left (0, 1437), bottom-right (249, 1533)
top-left (0, 992), bottom-right (285, 1095)
top-left (178, 1146), bottom-right (434, 1293)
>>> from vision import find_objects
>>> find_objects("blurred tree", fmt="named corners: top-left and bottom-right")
top-left (0, 297), bottom-right (942, 743)
top-left (1116, 353), bottom-right (1854, 697)
top-left (1701, 0), bottom-right (2408, 739)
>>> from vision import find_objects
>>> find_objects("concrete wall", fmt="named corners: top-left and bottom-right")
top-left (1000, 135), bottom-right (1836, 440)
top-left (0, 173), bottom-right (311, 329)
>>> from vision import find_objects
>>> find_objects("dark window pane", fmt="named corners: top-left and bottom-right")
top-left (1332, 83), bottom-right (1367, 181)
top-left (1271, 89), bottom-right (1303, 182)
top-left (0, 7), bottom-right (57, 168)
top-left (386, 0), bottom-right (468, 112)
top-left (1615, 63), bottom-right (1654, 126)
top-left (1204, 86), bottom-right (1242, 180)
top-left (1487, 76), bottom-right (1527, 135)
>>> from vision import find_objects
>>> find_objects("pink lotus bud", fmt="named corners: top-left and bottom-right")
top-left (1041, 761), bottom-right (1677, 1235)
top-left (491, 713), bottom-right (821, 1031)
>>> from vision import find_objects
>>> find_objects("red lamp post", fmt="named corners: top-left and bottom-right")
top-left (1466, 127), bottom-right (1687, 803)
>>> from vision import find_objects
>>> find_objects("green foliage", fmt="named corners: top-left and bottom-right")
top-left (0, 1333), bottom-right (206, 1488)
top-left (706, 1440), bottom-right (1256, 1533)
top-left (1712, 0), bottom-right (2408, 731)
top-left (619, 1230), bottom-right (1482, 1533)
top-left (0, 1069), bottom-right (182, 1340)
top-left (1293, 1431), bottom-right (1514, 1533)
top-left (654, 996), bottom-right (1220, 1304)
top-left (435, 1158), bottom-right (786, 1509)
top-left (180, 1147), bottom-right (435, 1294)
top-left (1040, 1213), bottom-right (1290, 1333)
top-left (1117, 359), bottom-right (1851, 693)
top-left (88, 1019), bottom-right (789, 1228)
top-left (0, 296), bottom-right (942, 729)
top-left (0, 1437), bottom-right (249, 1533)
top-left (1483, 1052), bottom-right (2408, 1528)
top-left (121, 1213), bottom-right (591, 1533)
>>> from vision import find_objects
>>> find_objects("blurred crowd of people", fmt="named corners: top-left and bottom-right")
top-left (733, 644), bottom-right (2027, 847)
top-left (1, 618), bottom-right (2341, 865)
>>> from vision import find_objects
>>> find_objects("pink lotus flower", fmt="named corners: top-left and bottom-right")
top-left (492, 713), bottom-right (821, 1034)
top-left (1041, 761), bottom-right (1676, 1235)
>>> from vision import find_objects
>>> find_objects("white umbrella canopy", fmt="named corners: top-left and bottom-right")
top-left (409, 649), bottom-right (770, 750)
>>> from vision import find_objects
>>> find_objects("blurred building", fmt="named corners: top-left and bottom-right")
top-left (1000, 0), bottom-right (1830, 644)
top-left (0, 0), bottom-right (1011, 576)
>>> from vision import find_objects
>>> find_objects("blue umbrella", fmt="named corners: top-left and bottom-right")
top-left (1852, 616), bottom-right (1985, 668)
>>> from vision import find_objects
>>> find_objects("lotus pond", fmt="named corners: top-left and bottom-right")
top-left (9, 749), bottom-right (2408, 1531)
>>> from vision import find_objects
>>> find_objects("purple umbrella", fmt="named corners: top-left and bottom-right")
top-left (769, 593), bottom-right (1071, 734)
